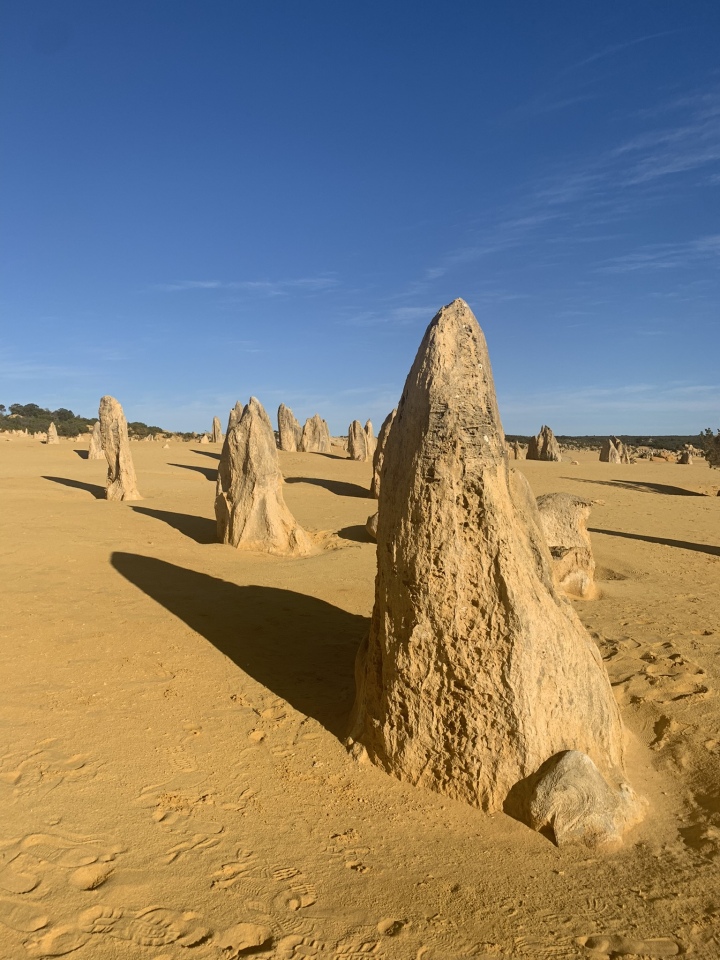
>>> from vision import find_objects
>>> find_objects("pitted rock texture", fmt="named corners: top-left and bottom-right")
top-left (349, 299), bottom-right (630, 822)
top-left (526, 424), bottom-right (561, 461)
top-left (278, 404), bottom-right (302, 452)
top-left (99, 396), bottom-right (142, 501)
top-left (536, 492), bottom-right (596, 599)
top-left (299, 414), bottom-right (331, 454)
top-left (370, 409), bottom-right (396, 499)
top-left (215, 397), bottom-right (312, 556)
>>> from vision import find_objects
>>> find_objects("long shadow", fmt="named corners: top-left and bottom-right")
top-left (285, 477), bottom-right (372, 499)
top-left (170, 463), bottom-right (218, 481)
top-left (338, 524), bottom-right (375, 544)
top-left (589, 528), bottom-right (720, 558)
top-left (192, 450), bottom-right (221, 460)
top-left (131, 507), bottom-right (217, 544)
top-left (73, 449), bottom-right (89, 460)
top-left (111, 553), bottom-right (367, 737)
top-left (564, 477), bottom-right (703, 497)
top-left (43, 476), bottom-right (104, 499)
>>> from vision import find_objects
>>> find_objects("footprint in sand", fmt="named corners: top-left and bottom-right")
top-left (579, 933), bottom-right (679, 956)
top-left (0, 832), bottom-right (122, 896)
top-left (25, 904), bottom-right (211, 957)
top-left (211, 848), bottom-right (258, 888)
top-left (0, 897), bottom-right (49, 933)
top-left (0, 740), bottom-right (96, 799)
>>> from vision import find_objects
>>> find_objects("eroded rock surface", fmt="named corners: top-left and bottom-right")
top-left (278, 404), bottom-right (302, 452)
top-left (349, 299), bottom-right (635, 839)
top-left (370, 409), bottom-right (396, 499)
top-left (99, 396), bottom-right (142, 501)
top-left (348, 420), bottom-right (369, 461)
top-left (364, 420), bottom-right (377, 458)
top-left (299, 414), bottom-right (331, 454)
top-left (88, 421), bottom-right (104, 460)
top-left (211, 417), bottom-right (223, 444)
top-left (215, 397), bottom-right (312, 556)
top-left (526, 425), bottom-right (561, 461)
top-left (536, 492), bottom-right (596, 599)
top-left (47, 423), bottom-right (59, 445)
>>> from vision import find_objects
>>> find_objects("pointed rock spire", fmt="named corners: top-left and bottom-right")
top-left (348, 299), bottom-right (637, 845)
top-left (88, 420), bottom-right (104, 460)
top-left (370, 409), bottom-right (396, 499)
top-left (215, 397), bottom-right (312, 556)
top-left (278, 403), bottom-right (302, 452)
top-left (99, 396), bottom-right (142, 501)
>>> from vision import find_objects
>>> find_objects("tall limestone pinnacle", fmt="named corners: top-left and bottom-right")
top-left (215, 397), bottom-right (312, 557)
top-left (348, 299), bottom-right (640, 845)
top-left (99, 396), bottom-right (142, 501)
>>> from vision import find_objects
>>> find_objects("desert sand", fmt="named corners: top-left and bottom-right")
top-left (1, 437), bottom-right (719, 959)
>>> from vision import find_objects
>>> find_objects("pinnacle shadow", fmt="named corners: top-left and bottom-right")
top-left (73, 449), bottom-right (89, 460)
top-left (131, 507), bottom-right (217, 544)
top-left (563, 477), bottom-right (703, 497)
top-left (337, 524), bottom-right (375, 544)
top-left (170, 462), bottom-right (218, 481)
top-left (285, 476), bottom-right (372, 499)
top-left (111, 553), bottom-right (368, 738)
top-left (43, 475), bottom-right (105, 498)
top-left (589, 528), bottom-right (720, 558)
top-left (192, 449), bottom-right (222, 460)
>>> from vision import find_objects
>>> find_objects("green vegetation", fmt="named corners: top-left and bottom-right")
top-left (700, 427), bottom-right (720, 469)
top-left (0, 402), bottom-right (169, 439)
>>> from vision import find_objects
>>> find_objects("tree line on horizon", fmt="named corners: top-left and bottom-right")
top-left (0, 402), bottom-right (187, 439)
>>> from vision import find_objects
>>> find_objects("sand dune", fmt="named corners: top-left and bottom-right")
top-left (1, 437), bottom-right (719, 958)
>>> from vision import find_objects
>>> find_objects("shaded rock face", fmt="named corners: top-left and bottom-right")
top-left (366, 511), bottom-right (378, 540)
top-left (364, 420), bottom-right (377, 458)
top-left (370, 409), bottom-right (397, 499)
top-left (211, 417), bottom-right (223, 444)
top-left (348, 420), bottom-right (369, 461)
top-left (88, 421), bottom-right (104, 460)
top-left (349, 299), bottom-right (633, 837)
top-left (526, 425), bottom-right (561, 461)
top-left (536, 493), bottom-right (596, 599)
top-left (678, 450), bottom-right (692, 465)
top-left (99, 396), bottom-right (142, 501)
top-left (278, 404), bottom-right (302, 452)
top-left (299, 414), bottom-right (331, 454)
top-left (47, 422), bottom-right (59, 444)
top-left (599, 438), bottom-right (621, 463)
top-left (215, 397), bottom-right (312, 556)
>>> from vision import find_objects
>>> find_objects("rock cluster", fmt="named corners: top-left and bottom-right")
top-left (99, 396), bottom-right (142, 501)
top-left (370, 409), bottom-right (396, 499)
top-left (278, 404), bottom-right (302, 452)
top-left (599, 437), bottom-right (629, 463)
top-left (348, 299), bottom-right (639, 846)
top-left (299, 414), bottom-right (331, 454)
top-left (536, 493), bottom-right (596, 599)
top-left (88, 421), bottom-right (104, 460)
top-left (215, 397), bottom-right (312, 556)
top-left (526, 425), bottom-right (561, 461)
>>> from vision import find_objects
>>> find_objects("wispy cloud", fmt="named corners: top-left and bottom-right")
top-left (339, 305), bottom-right (435, 327)
top-left (562, 30), bottom-right (682, 74)
top-left (154, 276), bottom-right (339, 295)
top-left (596, 234), bottom-right (720, 272)
top-left (0, 357), bottom-right (86, 380)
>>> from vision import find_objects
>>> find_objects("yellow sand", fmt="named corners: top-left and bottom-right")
top-left (1, 437), bottom-right (719, 959)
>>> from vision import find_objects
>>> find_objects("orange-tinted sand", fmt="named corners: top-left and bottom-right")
top-left (1, 438), bottom-right (719, 958)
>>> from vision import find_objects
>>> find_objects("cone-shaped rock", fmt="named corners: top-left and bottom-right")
top-left (348, 420), bottom-right (369, 461)
top-left (215, 397), bottom-right (312, 556)
top-left (99, 396), bottom-right (142, 501)
top-left (278, 404), bottom-right (302, 452)
top-left (199, 434), bottom-right (209, 445)
top-left (349, 299), bottom-right (632, 834)
top-left (370, 409), bottom-right (396, 499)
top-left (88, 421), bottom-right (104, 460)
top-left (364, 420), bottom-right (377, 458)
top-left (47, 422), bottom-right (59, 444)
top-left (536, 493), bottom-right (596, 599)
top-left (299, 414), bottom-right (331, 454)
top-left (211, 416), bottom-right (223, 444)
top-left (526, 425), bottom-right (561, 461)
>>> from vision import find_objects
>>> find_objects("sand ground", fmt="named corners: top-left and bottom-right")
top-left (1, 438), bottom-right (719, 959)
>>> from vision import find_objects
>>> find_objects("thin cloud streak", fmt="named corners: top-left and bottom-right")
top-left (154, 277), bottom-right (339, 295)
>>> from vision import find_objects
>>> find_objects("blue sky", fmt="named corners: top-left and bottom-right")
top-left (1, 1), bottom-right (718, 435)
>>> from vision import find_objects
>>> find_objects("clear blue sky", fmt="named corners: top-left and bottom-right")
top-left (1, 1), bottom-right (718, 435)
